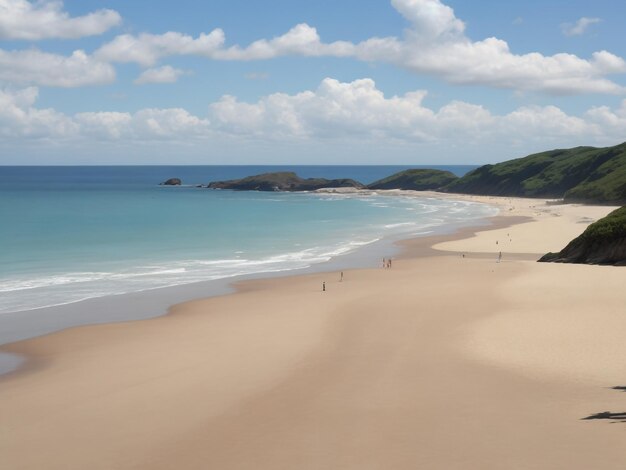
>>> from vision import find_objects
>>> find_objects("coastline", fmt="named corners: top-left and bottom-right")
top-left (2, 194), bottom-right (625, 469)
top-left (0, 191), bottom-right (496, 373)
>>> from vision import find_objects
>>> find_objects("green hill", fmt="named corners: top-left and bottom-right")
top-left (207, 172), bottom-right (365, 191)
top-left (539, 206), bottom-right (626, 265)
top-left (444, 142), bottom-right (626, 204)
top-left (367, 169), bottom-right (458, 191)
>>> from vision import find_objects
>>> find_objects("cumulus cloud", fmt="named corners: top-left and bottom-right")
top-left (95, 29), bottom-right (226, 67)
top-left (0, 48), bottom-right (115, 87)
top-left (352, 0), bottom-right (624, 94)
top-left (210, 78), bottom-right (434, 140)
top-left (214, 23), bottom-right (354, 60)
top-left (562, 17), bottom-right (601, 37)
top-left (391, 0), bottom-right (465, 40)
top-left (74, 108), bottom-right (210, 140)
top-left (95, 24), bottom-right (353, 66)
top-left (0, 87), bottom-right (77, 137)
top-left (94, 0), bottom-right (625, 95)
top-left (208, 78), bottom-right (620, 142)
top-left (0, 88), bottom-right (210, 141)
top-left (2, 79), bottom-right (624, 150)
top-left (0, 0), bottom-right (121, 40)
top-left (134, 65), bottom-right (186, 85)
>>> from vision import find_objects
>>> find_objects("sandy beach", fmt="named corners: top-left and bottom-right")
top-left (1, 195), bottom-right (625, 469)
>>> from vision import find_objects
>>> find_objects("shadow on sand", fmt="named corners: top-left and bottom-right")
top-left (582, 412), bottom-right (626, 423)
top-left (582, 386), bottom-right (626, 423)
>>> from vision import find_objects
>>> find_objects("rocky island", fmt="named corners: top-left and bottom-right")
top-left (207, 172), bottom-right (365, 191)
top-left (160, 178), bottom-right (182, 186)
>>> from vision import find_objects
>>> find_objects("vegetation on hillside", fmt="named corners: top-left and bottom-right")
top-left (539, 206), bottom-right (626, 265)
top-left (444, 142), bottom-right (626, 204)
top-left (367, 169), bottom-right (458, 190)
top-left (207, 172), bottom-right (364, 191)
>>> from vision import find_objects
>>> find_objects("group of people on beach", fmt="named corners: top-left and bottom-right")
top-left (323, 258), bottom-right (394, 292)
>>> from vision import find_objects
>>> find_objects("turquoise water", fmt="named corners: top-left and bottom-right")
top-left (0, 166), bottom-right (496, 313)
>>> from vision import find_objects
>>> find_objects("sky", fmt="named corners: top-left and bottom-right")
top-left (1, 0), bottom-right (626, 165)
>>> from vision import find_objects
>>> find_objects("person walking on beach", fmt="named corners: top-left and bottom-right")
top-left (497, 251), bottom-right (502, 263)
top-left (340, 271), bottom-right (343, 282)
top-left (322, 281), bottom-right (326, 292)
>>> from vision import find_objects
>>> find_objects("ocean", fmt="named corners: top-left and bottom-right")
top-left (0, 165), bottom-right (496, 315)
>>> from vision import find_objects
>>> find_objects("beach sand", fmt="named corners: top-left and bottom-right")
top-left (1, 195), bottom-right (625, 469)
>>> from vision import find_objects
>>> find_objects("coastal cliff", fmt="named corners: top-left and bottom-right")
top-left (539, 206), bottom-right (626, 265)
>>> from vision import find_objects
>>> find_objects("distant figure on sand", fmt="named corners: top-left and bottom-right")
top-left (382, 258), bottom-right (386, 268)
top-left (322, 281), bottom-right (326, 292)
top-left (340, 271), bottom-right (343, 282)
top-left (497, 251), bottom-right (502, 263)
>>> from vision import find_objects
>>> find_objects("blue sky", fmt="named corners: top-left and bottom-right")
top-left (1, 0), bottom-right (625, 164)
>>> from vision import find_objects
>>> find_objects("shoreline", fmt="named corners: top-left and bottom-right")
top-left (0, 213), bottom-right (516, 384)
top-left (2, 194), bottom-right (624, 469)
top-left (0, 187), bottom-right (493, 318)
top-left (0, 191), bottom-right (497, 375)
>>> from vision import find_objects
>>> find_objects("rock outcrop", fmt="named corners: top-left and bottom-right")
top-left (160, 178), bottom-right (182, 186)
top-left (539, 206), bottom-right (626, 266)
top-left (207, 172), bottom-right (365, 191)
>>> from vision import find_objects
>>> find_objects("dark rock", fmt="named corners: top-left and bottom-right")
top-left (207, 172), bottom-right (365, 192)
top-left (160, 178), bottom-right (182, 186)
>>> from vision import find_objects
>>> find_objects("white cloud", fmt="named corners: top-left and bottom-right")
top-left (2, 79), bottom-right (624, 152)
top-left (73, 108), bottom-right (211, 141)
top-left (0, 87), bottom-right (77, 137)
top-left (0, 88), bottom-right (211, 142)
top-left (134, 65), bottom-right (186, 85)
top-left (585, 99), bottom-right (626, 128)
top-left (214, 23), bottom-right (354, 60)
top-left (0, 0), bottom-right (121, 40)
top-left (207, 78), bottom-right (624, 144)
top-left (352, 1), bottom-right (624, 94)
top-left (95, 24), bottom-right (353, 66)
top-left (0, 48), bottom-right (115, 87)
top-left (210, 78), bottom-right (436, 140)
top-left (390, 0), bottom-right (465, 40)
top-left (562, 17), bottom-right (601, 37)
top-left (95, 29), bottom-right (226, 67)
top-left (94, 0), bottom-right (625, 95)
